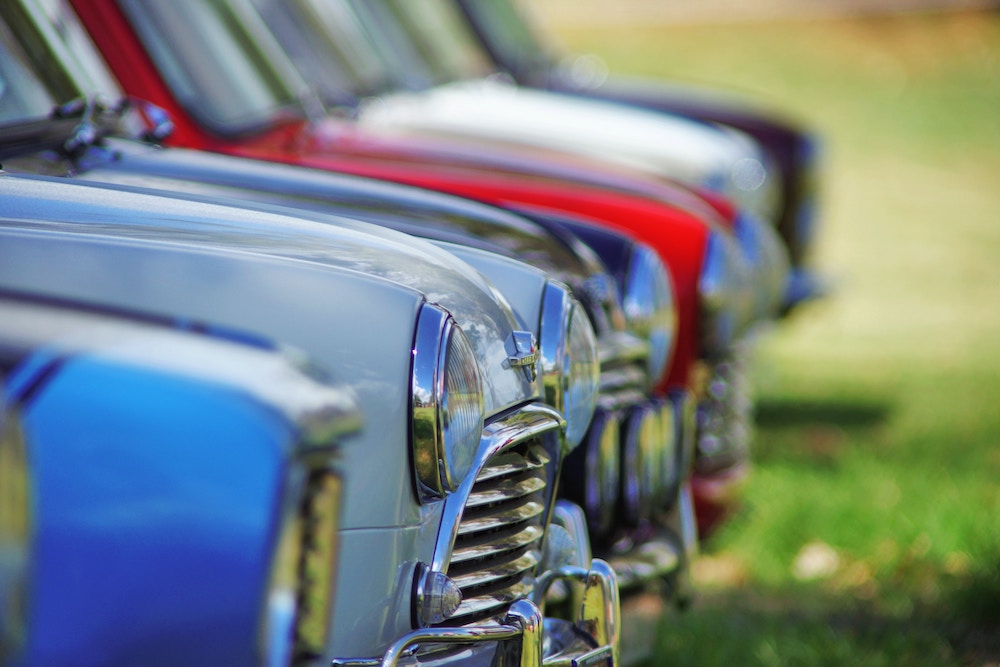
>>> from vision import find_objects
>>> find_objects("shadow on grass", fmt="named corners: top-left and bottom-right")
top-left (755, 398), bottom-right (892, 431)
top-left (944, 556), bottom-right (1000, 662)
top-left (646, 584), bottom-right (999, 667)
top-left (751, 398), bottom-right (894, 467)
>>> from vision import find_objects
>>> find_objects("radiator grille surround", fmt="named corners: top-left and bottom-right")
top-left (429, 404), bottom-right (564, 630)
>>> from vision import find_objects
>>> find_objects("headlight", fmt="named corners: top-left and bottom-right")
top-left (539, 282), bottom-right (599, 450)
top-left (0, 404), bottom-right (29, 661)
top-left (654, 398), bottom-right (679, 511)
top-left (698, 230), bottom-right (753, 359)
top-left (731, 211), bottom-right (791, 321)
top-left (561, 408), bottom-right (621, 540)
top-left (620, 403), bottom-right (661, 525)
top-left (622, 243), bottom-right (677, 388)
top-left (261, 467), bottom-right (342, 666)
top-left (412, 304), bottom-right (486, 500)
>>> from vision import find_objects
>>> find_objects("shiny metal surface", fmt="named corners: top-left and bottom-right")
top-left (622, 243), bottom-right (676, 388)
top-left (668, 389), bottom-right (697, 490)
top-left (551, 501), bottom-right (592, 570)
top-left (505, 599), bottom-right (543, 667)
top-left (411, 303), bottom-right (485, 500)
top-left (430, 404), bottom-right (564, 628)
top-left (619, 404), bottom-right (660, 526)
top-left (531, 561), bottom-right (621, 667)
top-left (538, 281), bottom-right (598, 450)
top-left (732, 210), bottom-right (790, 322)
top-left (560, 409), bottom-right (620, 539)
top-left (652, 398), bottom-right (678, 511)
top-left (506, 331), bottom-right (539, 383)
top-left (606, 536), bottom-right (682, 592)
top-left (332, 562), bottom-right (621, 667)
top-left (698, 230), bottom-right (753, 359)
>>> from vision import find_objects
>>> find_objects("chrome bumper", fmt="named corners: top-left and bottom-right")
top-left (332, 560), bottom-right (620, 667)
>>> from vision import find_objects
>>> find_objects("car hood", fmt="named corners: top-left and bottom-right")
top-left (70, 138), bottom-right (600, 298)
top-left (357, 79), bottom-right (767, 205)
top-left (0, 173), bottom-right (536, 415)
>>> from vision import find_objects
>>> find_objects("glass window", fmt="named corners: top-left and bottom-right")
top-left (119, 0), bottom-right (303, 133)
top-left (378, 0), bottom-right (493, 84)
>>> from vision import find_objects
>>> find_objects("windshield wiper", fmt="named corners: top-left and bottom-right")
top-left (50, 95), bottom-right (176, 155)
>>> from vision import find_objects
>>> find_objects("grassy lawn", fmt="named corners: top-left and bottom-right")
top-left (541, 8), bottom-right (1000, 665)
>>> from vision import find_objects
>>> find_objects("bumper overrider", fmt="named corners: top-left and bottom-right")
top-left (333, 402), bottom-right (621, 667)
top-left (331, 560), bottom-right (619, 667)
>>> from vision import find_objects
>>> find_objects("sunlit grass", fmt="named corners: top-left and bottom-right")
top-left (542, 7), bottom-right (1000, 664)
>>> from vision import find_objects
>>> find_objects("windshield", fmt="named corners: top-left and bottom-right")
top-left (360, 0), bottom-right (493, 85)
top-left (0, 0), bottom-right (114, 126)
top-left (456, 0), bottom-right (557, 76)
top-left (249, 0), bottom-right (394, 101)
top-left (0, 13), bottom-right (64, 125)
top-left (118, 0), bottom-right (306, 133)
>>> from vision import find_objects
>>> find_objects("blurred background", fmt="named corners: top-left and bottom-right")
top-left (534, 1), bottom-right (1000, 664)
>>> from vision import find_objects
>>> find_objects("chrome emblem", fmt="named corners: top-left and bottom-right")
top-left (505, 331), bottom-right (538, 382)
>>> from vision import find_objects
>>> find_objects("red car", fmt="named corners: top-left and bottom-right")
top-left (72, 0), bottom-right (782, 537)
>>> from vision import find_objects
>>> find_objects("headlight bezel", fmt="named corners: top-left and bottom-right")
top-left (411, 303), bottom-right (486, 501)
top-left (538, 281), bottom-right (599, 450)
top-left (698, 230), bottom-right (753, 359)
top-left (622, 243), bottom-right (677, 389)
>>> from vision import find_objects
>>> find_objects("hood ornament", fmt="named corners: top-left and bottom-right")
top-left (505, 331), bottom-right (538, 383)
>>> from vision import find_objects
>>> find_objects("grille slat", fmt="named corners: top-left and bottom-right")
top-left (465, 474), bottom-right (546, 508)
top-left (456, 500), bottom-right (545, 536)
top-left (442, 439), bottom-right (553, 627)
top-left (473, 448), bottom-right (550, 483)
top-left (447, 577), bottom-right (535, 622)
top-left (449, 523), bottom-right (544, 565)
top-left (450, 550), bottom-right (541, 589)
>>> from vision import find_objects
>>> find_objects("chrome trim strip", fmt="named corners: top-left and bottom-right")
top-left (538, 282), bottom-right (572, 418)
top-left (456, 500), bottom-right (545, 536)
top-left (472, 449), bottom-right (550, 484)
top-left (465, 474), bottom-right (547, 508)
top-left (449, 524), bottom-right (545, 565)
top-left (332, 564), bottom-right (621, 667)
top-left (452, 578), bottom-right (535, 619)
top-left (596, 330), bottom-right (649, 368)
top-left (450, 551), bottom-right (541, 589)
top-left (411, 304), bottom-right (451, 500)
top-left (431, 404), bottom-right (564, 573)
top-left (331, 599), bottom-right (545, 667)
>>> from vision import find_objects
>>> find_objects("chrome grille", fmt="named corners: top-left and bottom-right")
top-left (441, 440), bottom-right (552, 627)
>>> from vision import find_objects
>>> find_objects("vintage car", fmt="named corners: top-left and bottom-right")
top-left (0, 292), bottom-right (360, 666)
top-left (267, 0), bottom-right (779, 225)
top-left (67, 0), bottom-right (784, 538)
top-left (453, 0), bottom-right (824, 310)
top-left (0, 173), bottom-right (617, 666)
top-left (2, 0), bottom-right (700, 607)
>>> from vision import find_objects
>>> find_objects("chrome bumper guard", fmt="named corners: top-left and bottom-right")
top-left (333, 561), bottom-right (620, 667)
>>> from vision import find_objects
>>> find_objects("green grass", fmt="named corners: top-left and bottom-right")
top-left (543, 8), bottom-right (1000, 665)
